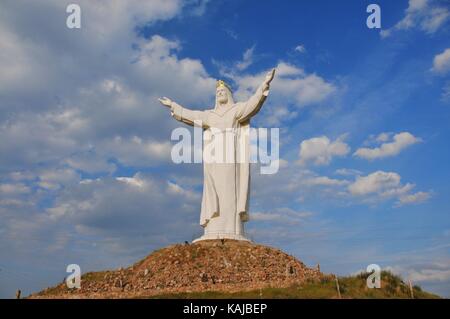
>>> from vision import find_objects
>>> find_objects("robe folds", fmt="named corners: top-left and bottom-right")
top-left (170, 84), bottom-right (269, 237)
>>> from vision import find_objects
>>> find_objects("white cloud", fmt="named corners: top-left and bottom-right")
top-left (348, 171), bottom-right (401, 196)
top-left (167, 181), bottom-right (200, 201)
top-left (303, 176), bottom-right (349, 186)
top-left (381, 0), bottom-right (449, 38)
top-left (116, 174), bottom-right (148, 189)
top-left (388, 261), bottom-right (450, 284)
top-left (354, 132), bottom-right (421, 160)
top-left (397, 191), bottom-right (432, 206)
top-left (247, 165), bottom-right (352, 212)
top-left (186, 0), bottom-right (211, 16)
top-left (0, 2), bottom-right (213, 298)
top-left (38, 168), bottom-right (80, 190)
top-left (432, 48), bottom-right (450, 74)
top-left (54, 173), bottom-right (199, 230)
top-left (251, 207), bottom-right (313, 225)
top-left (0, 183), bottom-right (30, 195)
top-left (0, 1), bottom-right (185, 96)
top-left (252, 160), bottom-right (430, 215)
top-left (65, 153), bottom-right (116, 175)
top-left (294, 44), bottom-right (306, 53)
top-left (8, 171), bottom-right (35, 182)
top-left (0, 33), bottom-right (215, 171)
top-left (376, 132), bottom-right (391, 143)
top-left (132, 35), bottom-right (216, 105)
top-left (292, 73), bottom-right (336, 105)
top-left (298, 135), bottom-right (350, 166)
top-left (235, 46), bottom-right (255, 71)
top-left (100, 136), bottom-right (172, 167)
top-left (0, 111), bottom-right (81, 170)
top-left (276, 62), bottom-right (305, 77)
top-left (421, 6), bottom-right (450, 32)
top-left (212, 60), bottom-right (336, 127)
top-left (32, 172), bottom-right (201, 241)
top-left (264, 105), bottom-right (298, 126)
top-left (409, 268), bottom-right (450, 282)
top-left (233, 62), bottom-right (336, 107)
top-left (335, 168), bottom-right (363, 176)
top-left (348, 170), bottom-right (431, 206)
top-left (283, 169), bottom-right (349, 192)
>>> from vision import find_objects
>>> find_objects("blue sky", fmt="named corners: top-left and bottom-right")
top-left (0, 0), bottom-right (449, 298)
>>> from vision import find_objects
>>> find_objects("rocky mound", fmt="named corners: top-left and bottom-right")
top-left (31, 240), bottom-right (324, 298)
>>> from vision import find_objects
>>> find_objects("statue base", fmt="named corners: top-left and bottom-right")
top-left (192, 233), bottom-right (251, 243)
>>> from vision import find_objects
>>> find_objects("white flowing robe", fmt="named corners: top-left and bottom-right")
top-left (170, 84), bottom-right (269, 238)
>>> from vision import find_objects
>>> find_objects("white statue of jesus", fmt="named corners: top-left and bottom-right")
top-left (159, 68), bottom-right (275, 242)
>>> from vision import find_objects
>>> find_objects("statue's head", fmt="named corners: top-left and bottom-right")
top-left (215, 80), bottom-right (234, 108)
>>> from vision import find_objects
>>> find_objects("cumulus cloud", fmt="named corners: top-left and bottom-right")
top-left (348, 170), bottom-right (431, 205)
top-left (303, 176), bottom-right (349, 186)
top-left (30, 172), bottom-right (202, 247)
top-left (298, 135), bottom-right (350, 166)
top-left (38, 168), bottom-right (80, 190)
top-left (100, 136), bottom-right (172, 167)
top-left (0, 183), bottom-right (31, 195)
top-left (431, 48), bottom-right (450, 74)
top-left (0, 111), bottom-right (81, 171)
top-left (264, 105), bottom-right (298, 126)
top-left (381, 0), bottom-right (449, 38)
top-left (64, 153), bottom-right (116, 175)
top-left (409, 267), bottom-right (450, 283)
top-left (349, 171), bottom-right (401, 196)
top-left (0, 0), bottom-right (185, 107)
top-left (167, 181), bottom-right (201, 201)
top-left (285, 169), bottom-right (349, 192)
top-left (247, 165), bottom-right (351, 212)
top-left (0, 4), bottom-right (217, 173)
top-left (388, 260), bottom-right (450, 285)
top-left (354, 132), bottom-right (421, 160)
top-left (0, 170), bottom-right (204, 300)
top-left (49, 172), bottom-right (200, 238)
top-left (232, 62), bottom-right (336, 107)
top-left (335, 168), bottom-right (363, 176)
top-left (397, 191), bottom-right (432, 206)
top-left (251, 207), bottom-right (313, 225)
top-left (212, 57), bottom-right (338, 127)
top-left (375, 132), bottom-right (391, 143)
top-left (116, 175), bottom-right (148, 189)
top-left (0, 0), bottom-right (217, 298)
top-left (250, 164), bottom-right (430, 209)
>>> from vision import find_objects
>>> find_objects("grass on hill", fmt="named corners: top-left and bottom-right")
top-left (150, 271), bottom-right (440, 299)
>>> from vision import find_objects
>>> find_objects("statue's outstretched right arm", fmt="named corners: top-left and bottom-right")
top-left (158, 97), bottom-right (208, 127)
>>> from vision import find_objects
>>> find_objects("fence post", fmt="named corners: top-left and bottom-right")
top-left (335, 276), bottom-right (341, 299)
top-left (408, 280), bottom-right (414, 299)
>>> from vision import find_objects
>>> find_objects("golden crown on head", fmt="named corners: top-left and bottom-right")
top-left (216, 80), bottom-right (232, 91)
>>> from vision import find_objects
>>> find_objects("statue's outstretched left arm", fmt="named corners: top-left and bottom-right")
top-left (236, 68), bottom-right (275, 123)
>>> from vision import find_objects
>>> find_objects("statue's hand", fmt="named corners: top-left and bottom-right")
top-left (158, 96), bottom-right (172, 108)
top-left (264, 68), bottom-right (276, 86)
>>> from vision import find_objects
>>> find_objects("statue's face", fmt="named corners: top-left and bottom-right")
top-left (216, 87), bottom-right (228, 104)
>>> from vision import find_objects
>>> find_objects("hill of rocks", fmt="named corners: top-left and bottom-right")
top-left (30, 240), bottom-right (324, 298)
